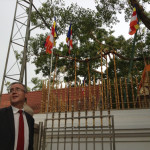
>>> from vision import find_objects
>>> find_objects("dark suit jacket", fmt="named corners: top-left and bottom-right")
top-left (0, 106), bottom-right (34, 150)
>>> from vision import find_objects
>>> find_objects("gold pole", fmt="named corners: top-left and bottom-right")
top-left (75, 57), bottom-right (77, 86)
top-left (114, 78), bottom-right (118, 109)
top-left (125, 78), bottom-right (130, 109)
top-left (104, 79), bottom-right (107, 110)
top-left (120, 78), bottom-right (124, 109)
top-left (65, 83), bottom-right (67, 112)
top-left (109, 78), bottom-right (113, 109)
top-left (130, 77), bottom-right (136, 108)
top-left (69, 82), bottom-right (72, 111)
top-left (136, 76), bottom-right (141, 108)
top-left (53, 56), bottom-right (58, 86)
top-left (113, 54), bottom-right (120, 109)
top-left (100, 50), bottom-right (104, 110)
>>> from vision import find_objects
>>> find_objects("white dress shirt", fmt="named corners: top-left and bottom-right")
top-left (11, 106), bottom-right (29, 150)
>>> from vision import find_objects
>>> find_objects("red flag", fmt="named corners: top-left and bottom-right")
top-left (129, 7), bottom-right (139, 35)
top-left (45, 18), bottom-right (57, 54)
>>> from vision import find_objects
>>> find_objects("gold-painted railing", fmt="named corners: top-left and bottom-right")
top-left (41, 77), bottom-right (150, 113)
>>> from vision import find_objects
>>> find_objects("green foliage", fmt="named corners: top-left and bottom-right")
top-left (31, 77), bottom-right (43, 91)
top-left (28, 0), bottom-right (150, 84)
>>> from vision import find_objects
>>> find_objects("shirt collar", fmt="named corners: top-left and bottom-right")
top-left (11, 106), bottom-right (24, 114)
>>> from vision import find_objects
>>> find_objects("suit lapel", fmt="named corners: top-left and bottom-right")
top-left (7, 106), bottom-right (15, 148)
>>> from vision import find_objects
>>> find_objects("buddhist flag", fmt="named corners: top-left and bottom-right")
top-left (129, 7), bottom-right (139, 35)
top-left (45, 18), bottom-right (57, 54)
top-left (66, 24), bottom-right (73, 54)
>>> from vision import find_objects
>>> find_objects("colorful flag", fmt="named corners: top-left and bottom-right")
top-left (66, 24), bottom-right (73, 54)
top-left (45, 18), bottom-right (57, 54)
top-left (129, 7), bottom-right (139, 35)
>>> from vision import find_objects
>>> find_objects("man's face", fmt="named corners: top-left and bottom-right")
top-left (9, 83), bottom-right (26, 108)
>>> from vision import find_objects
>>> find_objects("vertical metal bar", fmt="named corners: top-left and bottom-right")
top-left (42, 119), bottom-right (47, 150)
top-left (78, 82), bottom-right (81, 150)
top-left (71, 102), bottom-right (74, 150)
top-left (0, 0), bottom-right (18, 102)
top-left (57, 106), bottom-right (61, 150)
top-left (112, 116), bottom-right (116, 150)
top-left (85, 106), bottom-right (88, 150)
top-left (20, 0), bottom-right (33, 82)
top-left (64, 103), bottom-right (67, 150)
top-left (37, 122), bottom-right (43, 150)
top-left (50, 111), bottom-right (55, 150)
top-left (92, 107), bottom-right (95, 150)
top-left (99, 95), bottom-right (103, 150)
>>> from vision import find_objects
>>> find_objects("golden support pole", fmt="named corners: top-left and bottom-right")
top-left (65, 83), bottom-right (68, 112)
top-left (125, 78), bottom-right (130, 109)
top-left (130, 77), bottom-right (136, 108)
top-left (53, 56), bottom-right (58, 86)
top-left (74, 81), bottom-right (77, 111)
top-left (83, 81), bottom-right (86, 110)
top-left (69, 82), bottom-right (72, 111)
top-left (109, 78), bottom-right (113, 109)
top-left (87, 62), bottom-right (91, 110)
top-left (104, 79), bottom-right (107, 109)
top-left (56, 83), bottom-right (58, 112)
top-left (94, 76), bottom-right (97, 110)
top-left (75, 57), bottom-right (77, 86)
top-left (106, 56), bottom-right (110, 110)
top-left (136, 76), bottom-right (141, 108)
top-left (41, 80), bottom-right (46, 113)
top-left (100, 50), bottom-right (104, 110)
top-left (60, 83), bottom-right (63, 112)
top-left (114, 78), bottom-right (118, 109)
top-left (113, 54), bottom-right (120, 109)
top-left (120, 78), bottom-right (124, 109)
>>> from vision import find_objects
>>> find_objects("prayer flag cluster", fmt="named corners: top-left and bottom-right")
top-left (45, 20), bottom-right (73, 54)
top-left (45, 18), bottom-right (57, 54)
top-left (129, 7), bottom-right (139, 35)
top-left (66, 24), bottom-right (73, 54)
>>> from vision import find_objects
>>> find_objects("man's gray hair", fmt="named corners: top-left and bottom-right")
top-left (9, 82), bottom-right (27, 93)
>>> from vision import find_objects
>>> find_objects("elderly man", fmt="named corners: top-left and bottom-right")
top-left (0, 82), bottom-right (34, 150)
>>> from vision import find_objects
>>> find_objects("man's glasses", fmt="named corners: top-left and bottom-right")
top-left (9, 87), bottom-right (25, 93)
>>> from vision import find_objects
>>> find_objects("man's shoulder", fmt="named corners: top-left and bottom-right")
top-left (0, 106), bottom-right (12, 117)
top-left (0, 106), bottom-right (11, 112)
top-left (24, 111), bottom-right (34, 120)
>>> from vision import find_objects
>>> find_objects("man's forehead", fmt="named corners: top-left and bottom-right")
top-left (10, 83), bottom-right (24, 88)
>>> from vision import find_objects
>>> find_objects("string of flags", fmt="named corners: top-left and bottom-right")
top-left (45, 9), bottom-right (138, 54)
top-left (45, 18), bottom-right (73, 54)
top-left (129, 7), bottom-right (139, 35)
top-left (66, 24), bottom-right (73, 55)
top-left (45, 18), bottom-right (57, 54)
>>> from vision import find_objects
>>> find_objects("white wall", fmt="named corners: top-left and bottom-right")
top-left (33, 109), bottom-right (150, 150)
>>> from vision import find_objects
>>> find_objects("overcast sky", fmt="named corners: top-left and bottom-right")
top-left (0, 0), bottom-right (131, 93)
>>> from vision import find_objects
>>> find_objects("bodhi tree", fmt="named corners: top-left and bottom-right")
top-left (28, 0), bottom-right (150, 87)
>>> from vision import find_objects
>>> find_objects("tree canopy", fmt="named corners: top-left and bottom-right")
top-left (28, 0), bottom-right (150, 87)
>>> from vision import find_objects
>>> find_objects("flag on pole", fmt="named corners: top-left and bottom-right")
top-left (66, 24), bottom-right (73, 54)
top-left (129, 7), bottom-right (139, 35)
top-left (45, 18), bottom-right (57, 54)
